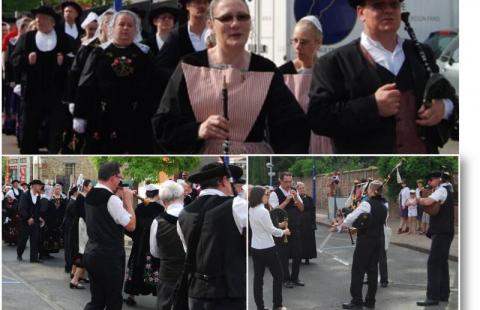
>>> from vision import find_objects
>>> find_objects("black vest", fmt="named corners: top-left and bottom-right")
top-left (84, 188), bottom-right (125, 256)
top-left (12, 188), bottom-right (23, 200)
top-left (358, 197), bottom-right (387, 239)
top-left (155, 212), bottom-right (186, 281)
top-left (428, 185), bottom-right (454, 236)
top-left (275, 188), bottom-right (301, 228)
top-left (179, 195), bottom-right (245, 299)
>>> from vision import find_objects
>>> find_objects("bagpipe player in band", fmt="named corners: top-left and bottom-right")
top-left (152, 0), bottom-right (310, 154)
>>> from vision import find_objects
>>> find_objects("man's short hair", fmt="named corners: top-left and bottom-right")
top-left (158, 180), bottom-right (184, 202)
top-left (279, 172), bottom-right (292, 181)
top-left (98, 162), bottom-right (121, 181)
top-left (83, 179), bottom-right (92, 189)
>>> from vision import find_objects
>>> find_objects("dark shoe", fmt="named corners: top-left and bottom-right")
top-left (305, 259), bottom-right (310, 265)
top-left (342, 302), bottom-right (363, 309)
top-left (380, 282), bottom-right (388, 288)
top-left (439, 298), bottom-right (449, 302)
top-left (274, 307), bottom-right (287, 310)
top-left (363, 302), bottom-right (375, 309)
top-left (70, 282), bottom-right (86, 289)
top-left (416, 299), bottom-right (439, 306)
top-left (17, 255), bottom-right (23, 261)
top-left (124, 296), bottom-right (136, 306)
top-left (79, 278), bottom-right (90, 283)
top-left (283, 281), bottom-right (294, 289)
top-left (292, 280), bottom-right (305, 286)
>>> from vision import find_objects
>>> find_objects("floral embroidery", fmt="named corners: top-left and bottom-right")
top-left (111, 56), bottom-right (134, 77)
top-left (143, 255), bottom-right (159, 286)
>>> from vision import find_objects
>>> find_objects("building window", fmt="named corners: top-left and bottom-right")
top-left (65, 163), bottom-right (75, 178)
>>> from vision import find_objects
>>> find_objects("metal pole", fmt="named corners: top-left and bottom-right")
top-left (269, 156), bottom-right (273, 186)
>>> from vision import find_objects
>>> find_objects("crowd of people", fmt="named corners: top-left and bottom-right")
top-left (2, 0), bottom-right (458, 154)
top-left (2, 160), bottom-right (248, 310)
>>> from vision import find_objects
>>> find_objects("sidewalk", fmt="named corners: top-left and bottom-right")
top-left (316, 209), bottom-right (459, 261)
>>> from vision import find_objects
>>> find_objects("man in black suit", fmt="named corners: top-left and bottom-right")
top-left (16, 179), bottom-right (44, 263)
top-left (308, 0), bottom-right (458, 154)
top-left (143, 1), bottom-right (179, 56)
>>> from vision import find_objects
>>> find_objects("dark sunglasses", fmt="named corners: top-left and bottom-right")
top-left (213, 13), bottom-right (251, 24)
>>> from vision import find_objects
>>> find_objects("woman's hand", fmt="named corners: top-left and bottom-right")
top-left (198, 115), bottom-right (229, 140)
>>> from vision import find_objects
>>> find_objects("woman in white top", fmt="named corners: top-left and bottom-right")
top-left (249, 186), bottom-right (290, 310)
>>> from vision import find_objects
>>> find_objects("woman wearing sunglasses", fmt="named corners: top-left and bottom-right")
top-left (152, 0), bottom-right (310, 154)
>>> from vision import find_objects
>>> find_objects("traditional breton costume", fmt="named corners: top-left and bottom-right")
top-left (143, 2), bottom-right (179, 56)
top-left (40, 192), bottom-right (67, 256)
top-left (177, 163), bottom-right (247, 309)
top-left (11, 6), bottom-right (73, 154)
top-left (3, 33), bottom-right (22, 136)
top-left (298, 193), bottom-right (317, 261)
top-left (124, 186), bottom-right (164, 298)
top-left (339, 182), bottom-right (387, 309)
top-left (63, 194), bottom-right (78, 272)
top-left (2, 191), bottom-right (20, 245)
top-left (308, 1), bottom-right (458, 154)
top-left (74, 33), bottom-right (156, 154)
top-left (149, 199), bottom-right (185, 310)
top-left (152, 50), bottom-right (310, 154)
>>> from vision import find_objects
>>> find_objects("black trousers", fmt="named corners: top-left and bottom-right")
top-left (84, 252), bottom-right (125, 310)
top-left (16, 222), bottom-right (40, 261)
top-left (379, 247), bottom-right (388, 284)
top-left (156, 279), bottom-right (176, 310)
top-left (188, 297), bottom-right (245, 310)
top-left (350, 237), bottom-right (381, 306)
top-left (276, 227), bottom-right (302, 282)
top-left (251, 246), bottom-right (283, 309)
top-left (427, 234), bottom-right (454, 301)
top-left (21, 104), bottom-right (62, 154)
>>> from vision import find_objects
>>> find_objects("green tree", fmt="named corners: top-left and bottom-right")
top-left (89, 156), bottom-right (201, 184)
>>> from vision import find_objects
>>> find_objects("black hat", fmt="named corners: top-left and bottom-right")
top-left (234, 178), bottom-right (246, 185)
top-left (348, 0), bottom-right (404, 8)
top-left (31, 6), bottom-right (60, 24)
top-left (188, 163), bottom-right (243, 184)
top-left (426, 171), bottom-right (451, 181)
top-left (29, 179), bottom-right (44, 186)
top-left (149, 1), bottom-right (180, 27)
top-left (180, 0), bottom-right (211, 7)
top-left (61, 1), bottom-right (83, 16)
top-left (12, 179), bottom-right (20, 184)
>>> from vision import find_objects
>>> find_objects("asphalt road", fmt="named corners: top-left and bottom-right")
top-left (248, 224), bottom-right (459, 310)
top-left (2, 241), bottom-right (157, 310)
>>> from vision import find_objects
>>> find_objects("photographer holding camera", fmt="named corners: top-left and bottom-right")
top-left (269, 172), bottom-right (304, 288)
top-left (332, 180), bottom-right (387, 310)
top-left (83, 161), bottom-right (136, 310)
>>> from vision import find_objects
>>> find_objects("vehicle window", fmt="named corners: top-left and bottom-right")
top-left (451, 47), bottom-right (459, 63)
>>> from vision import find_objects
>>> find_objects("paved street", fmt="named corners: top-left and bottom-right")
top-left (2, 241), bottom-right (157, 310)
top-left (248, 224), bottom-right (459, 310)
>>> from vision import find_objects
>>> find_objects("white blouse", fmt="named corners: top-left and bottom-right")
top-left (249, 204), bottom-right (283, 250)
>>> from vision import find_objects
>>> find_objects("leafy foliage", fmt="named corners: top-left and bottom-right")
top-left (89, 156), bottom-right (201, 184)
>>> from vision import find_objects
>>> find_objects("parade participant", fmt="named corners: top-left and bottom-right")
top-left (59, 1), bottom-right (84, 50)
top-left (17, 179), bottom-right (44, 262)
top-left (398, 179), bottom-right (409, 233)
top-left (250, 186), bottom-right (290, 310)
top-left (152, 0), bottom-right (309, 154)
top-left (6, 179), bottom-right (24, 201)
top-left (123, 184), bottom-right (164, 306)
top-left (2, 191), bottom-right (20, 245)
top-left (11, 6), bottom-right (73, 154)
top-left (73, 10), bottom-right (156, 154)
top-left (176, 162), bottom-right (247, 309)
top-left (308, 0), bottom-right (458, 154)
top-left (21, 182), bottom-right (29, 192)
top-left (83, 162), bottom-right (136, 310)
top-left (80, 12), bottom-right (98, 44)
top-left (157, 0), bottom-right (211, 69)
top-left (416, 171), bottom-right (455, 306)
top-left (149, 180), bottom-right (186, 310)
top-left (415, 179), bottom-right (426, 234)
top-left (143, 1), bottom-right (179, 55)
top-left (296, 182), bottom-right (317, 264)
top-left (279, 15), bottom-right (332, 154)
top-left (234, 178), bottom-right (246, 199)
top-left (333, 180), bottom-right (387, 309)
top-left (40, 183), bottom-right (67, 259)
top-left (3, 17), bottom-right (32, 137)
top-left (269, 172), bottom-right (304, 288)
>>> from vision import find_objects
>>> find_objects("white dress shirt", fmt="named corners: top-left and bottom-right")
top-left (268, 186), bottom-right (303, 209)
top-left (176, 188), bottom-right (247, 252)
top-left (65, 22), bottom-right (79, 39)
top-left (249, 204), bottom-right (283, 249)
top-left (360, 32), bottom-right (453, 119)
top-left (30, 190), bottom-right (39, 204)
top-left (35, 30), bottom-right (57, 52)
top-left (156, 33), bottom-right (165, 51)
top-left (150, 202), bottom-right (184, 258)
top-left (94, 183), bottom-right (131, 227)
top-left (399, 187), bottom-right (411, 208)
top-left (429, 184), bottom-right (448, 203)
top-left (6, 187), bottom-right (20, 199)
top-left (188, 23), bottom-right (210, 52)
